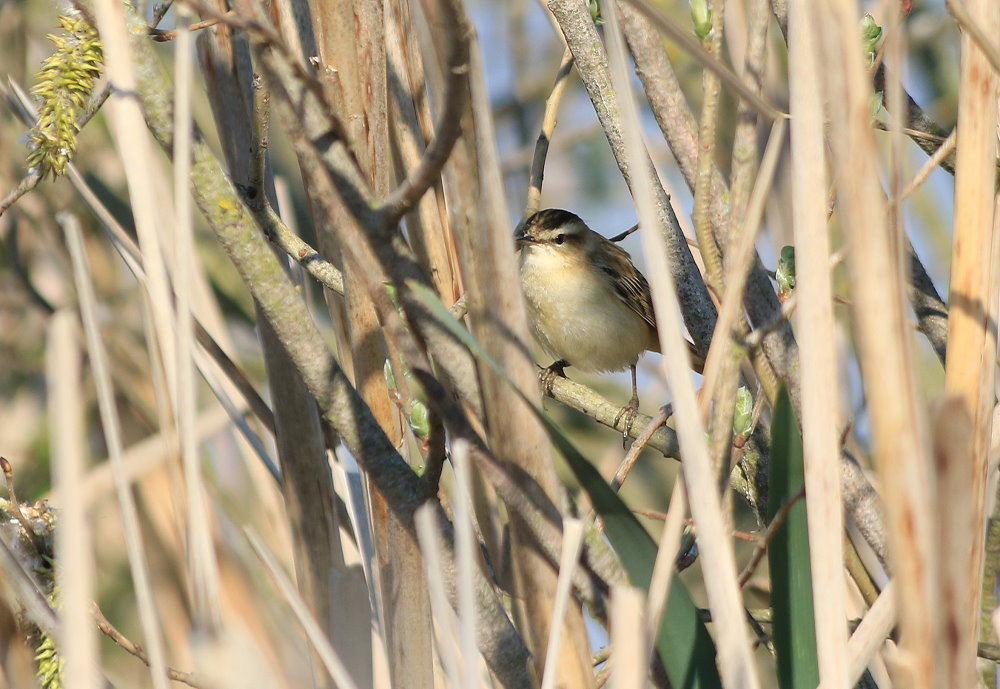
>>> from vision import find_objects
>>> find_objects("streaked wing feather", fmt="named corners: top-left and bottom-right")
top-left (596, 237), bottom-right (706, 371)
top-left (596, 241), bottom-right (656, 329)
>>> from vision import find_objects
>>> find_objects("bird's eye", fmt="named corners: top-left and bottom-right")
top-left (554, 234), bottom-right (566, 245)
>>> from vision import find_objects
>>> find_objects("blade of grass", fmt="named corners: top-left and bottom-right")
top-left (768, 388), bottom-right (819, 689)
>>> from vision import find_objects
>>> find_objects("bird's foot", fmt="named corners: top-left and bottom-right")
top-left (613, 394), bottom-right (641, 447)
top-left (539, 360), bottom-right (568, 395)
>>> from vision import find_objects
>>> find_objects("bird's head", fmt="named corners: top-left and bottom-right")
top-left (515, 209), bottom-right (596, 258)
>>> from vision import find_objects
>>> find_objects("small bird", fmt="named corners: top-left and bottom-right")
top-left (516, 208), bottom-right (679, 435)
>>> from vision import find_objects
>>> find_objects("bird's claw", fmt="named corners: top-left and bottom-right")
top-left (613, 396), bottom-right (640, 447)
top-left (538, 360), bottom-right (568, 395)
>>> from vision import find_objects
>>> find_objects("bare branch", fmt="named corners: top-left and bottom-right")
top-left (378, 0), bottom-right (472, 226)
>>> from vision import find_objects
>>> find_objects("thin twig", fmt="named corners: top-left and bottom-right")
top-left (193, 320), bottom-right (275, 434)
top-left (60, 206), bottom-right (172, 689)
top-left (378, 0), bottom-right (472, 226)
top-left (900, 130), bottom-right (957, 199)
top-left (608, 223), bottom-right (639, 242)
top-left (150, 0), bottom-right (174, 26)
top-left (737, 486), bottom-right (806, 587)
top-left (0, 172), bottom-right (42, 219)
top-left (0, 458), bottom-right (44, 555)
top-left (0, 534), bottom-right (59, 636)
top-left (149, 14), bottom-right (227, 41)
top-left (544, 373), bottom-right (680, 459)
top-left (525, 47), bottom-right (575, 216)
top-left (743, 294), bottom-right (797, 350)
top-left (621, 0), bottom-right (785, 120)
top-left (610, 405), bottom-right (672, 490)
top-left (249, 70), bottom-right (270, 196)
top-left (4, 218), bottom-right (55, 313)
top-left (92, 603), bottom-right (204, 688)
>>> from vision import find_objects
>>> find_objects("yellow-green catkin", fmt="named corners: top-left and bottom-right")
top-left (34, 630), bottom-right (63, 689)
top-left (34, 553), bottom-right (61, 689)
top-left (26, 13), bottom-right (103, 179)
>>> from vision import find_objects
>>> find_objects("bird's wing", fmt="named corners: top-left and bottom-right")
top-left (598, 239), bottom-right (706, 373)
top-left (596, 241), bottom-right (657, 329)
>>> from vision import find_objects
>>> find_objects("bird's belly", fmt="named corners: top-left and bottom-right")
top-left (521, 267), bottom-right (652, 372)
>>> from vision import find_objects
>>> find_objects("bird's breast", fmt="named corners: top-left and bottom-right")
top-left (519, 249), bottom-right (655, 372)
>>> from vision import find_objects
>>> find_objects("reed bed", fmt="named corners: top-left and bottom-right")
top-left (0, 0), bottom-right (996, 688)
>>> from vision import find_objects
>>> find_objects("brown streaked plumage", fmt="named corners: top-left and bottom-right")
top-left (515, 208), bottom-right (672, 436)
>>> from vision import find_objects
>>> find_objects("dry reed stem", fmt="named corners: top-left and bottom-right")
top-left (173, 8), bottom-right (223, 631)
top-left (60, 213), bottom-right (171, 689)
top-left (91, 0), bottom-right (178, 410)
top-left (385, 0), bottom-right (456, 300)
top-left (610, 586), bottom-right (646, 689)
top-left (642, 480), bottom-right (687, 663)
top-left (944, 0), bottom-right (1000, 674)
top-left (602, 2), bottom-right (761, 687)
top-left (48, 308), bottom-right (101, 689)
top-left (540, 518), bottom-right (587, 689)
top-left (59, 406), bottom-right (234, 509)
top-left (846, 581), bottom-right (897, 685)
top-left (945, 0), bottom-right (1000, 76)
top-left (788, 0), bottom-right (848, 685)
top-left (450, 440), bottom-right (485, 689)
top-left (698, 119), bottom-right (785, 413)
top-left (319, 0), bottom-right (432, 682)
top-left (245, 529), bottom-right (361, 689)
top-left (815, 1), bottom-right (938, 686)
top-left (414, 505), bottom-right (467, 689)
top-left (931, 397), bottom-right (979, 687)
top-left (690, 0), bottom-right (726, 300)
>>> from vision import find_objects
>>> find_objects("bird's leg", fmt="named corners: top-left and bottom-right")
top-left (539, 360), bottom-right (568, 394)
top-left (613, 364), bottom-right (641, 444)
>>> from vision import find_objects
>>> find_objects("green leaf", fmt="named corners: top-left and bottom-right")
top-left (860, 13), bottom-right (883, 61)
top-left (408, 280), bottom-right (722, 689)
top-left (776, 246), bottom-right (796, 300)
top-left (410, 399), bottom-right (430, 438)
top-left (733, 386), bottom-right (753, 437)
top-left (768, 388), bottom-right (819, 689)
top-left (690, 0), bottom-right (713, 42)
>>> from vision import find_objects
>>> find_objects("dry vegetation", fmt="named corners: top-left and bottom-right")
top-left (0, 0), bottom-right (997, 688)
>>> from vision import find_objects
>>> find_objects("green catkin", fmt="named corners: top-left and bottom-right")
top-left (34, 631), bottom-right (63, 689)
top-left (26, 13), bottom-right (103, 179)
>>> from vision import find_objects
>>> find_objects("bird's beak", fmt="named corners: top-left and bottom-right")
top-left (514, 234), bottom-right (538, 248)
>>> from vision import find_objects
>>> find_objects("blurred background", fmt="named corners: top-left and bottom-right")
top-left (0, 0), bottom-right (974, 686)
